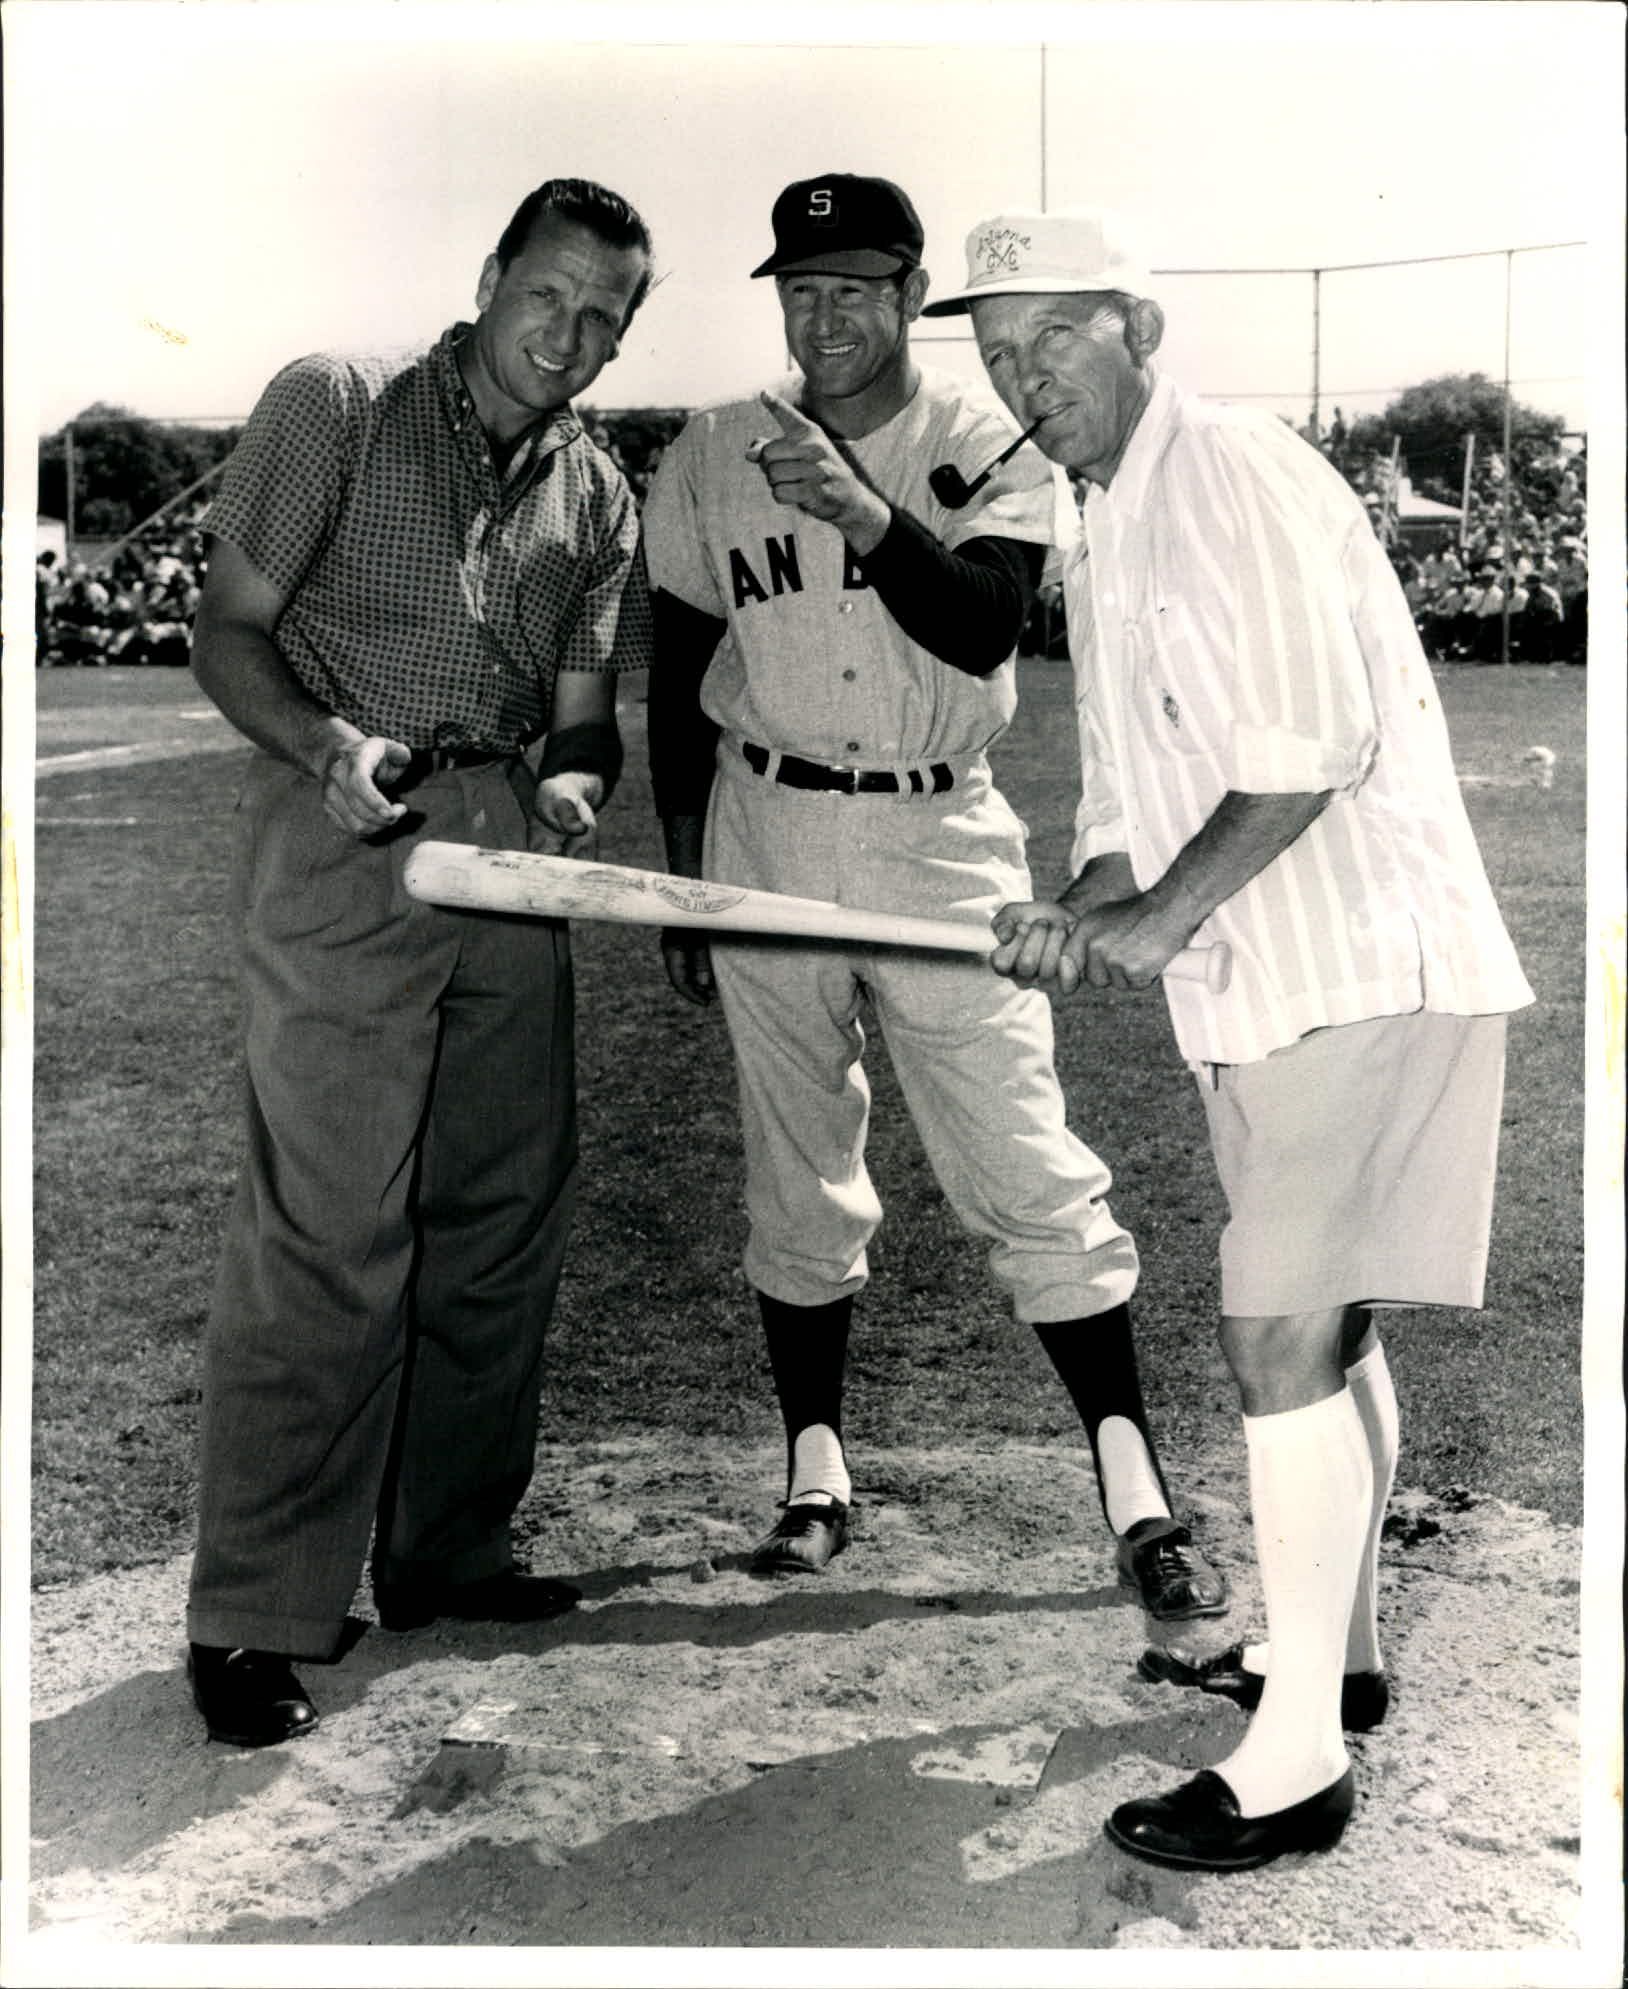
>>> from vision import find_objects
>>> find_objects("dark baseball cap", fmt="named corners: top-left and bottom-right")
top-left (750, 174), bottom-right (924, 280)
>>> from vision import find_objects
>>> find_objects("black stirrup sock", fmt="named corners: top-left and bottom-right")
top-left (757, 1290), bottom-right (854, 1492)
top-left (1033, 1303), bottom-right (1173, 1529)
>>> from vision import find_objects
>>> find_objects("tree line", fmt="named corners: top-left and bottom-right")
top-left (38, 376), bottom-right (1569, 541)
top-left (36, 404), bottom-right (692, 539)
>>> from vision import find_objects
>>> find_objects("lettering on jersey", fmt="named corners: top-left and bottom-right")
top-left (725, 532), bottom-right (873, 609)
top-left (765, 534), bottom-right (802, 597)
top-left (729, 534), bottom-right (803, 608)
top-left (729, 548), bottom-right (769, 607)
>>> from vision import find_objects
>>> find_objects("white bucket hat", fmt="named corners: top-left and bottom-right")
top-left (922, 207), bottom-right (1153, 317)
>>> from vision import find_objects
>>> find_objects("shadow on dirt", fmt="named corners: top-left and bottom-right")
top-left (29, 1567), bottom-right (1137, 1889)
top-left (206, 1707), bottom-right (1236, 1949)
top-left (32, 1668), bottom-right (292, 1880)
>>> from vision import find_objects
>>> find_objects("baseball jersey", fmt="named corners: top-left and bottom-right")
top-left (642, 367), bottom-right (1068, 764)
top-left (1065, 370), bottom-right (1534, 1066)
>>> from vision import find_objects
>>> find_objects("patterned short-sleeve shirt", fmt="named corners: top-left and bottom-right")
top-left (204, 325), bottom-right (652, 751)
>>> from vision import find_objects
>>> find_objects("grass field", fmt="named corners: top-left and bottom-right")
top-left (27, 660), bottom-right (1588, 1587)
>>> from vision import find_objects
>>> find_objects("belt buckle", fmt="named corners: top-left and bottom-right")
top-left (834, 765), bottom-right (857, 795)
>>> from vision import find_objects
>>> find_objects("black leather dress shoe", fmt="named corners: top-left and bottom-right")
top-left (749, 1500), bottom-right (849, 1574)
top-left (1114, 1520), bottom-right (1229, 1621)
top-left (188, 1643), bottom-right (319, 1748)
top-left (1105, 1766), bottom-right (1355, 1871)
top-left (1138, 1641), bottom-right (1391, 1731)
top-left (374, 1568), bottom-right (582, 1632)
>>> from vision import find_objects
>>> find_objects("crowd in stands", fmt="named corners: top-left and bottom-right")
top-left (36, 422), bottom-right (1588, 668)
top-left (1324, 421), bottom-right (1589, 664)
top-left (35, 502), bottom-right (209, 668)
top-left (581, 410), bottom-right (685, 507)
top-left (1393, 535), bottom-right (1588, 664)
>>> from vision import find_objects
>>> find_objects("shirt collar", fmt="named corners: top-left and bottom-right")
top-left (1087, 368), bottom-right (1179, 524)
top-left (435, 323), bottom-right (583, 456)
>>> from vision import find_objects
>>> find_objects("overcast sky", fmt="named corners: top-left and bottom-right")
top-left (4, 0), bottom-right (1621, 441)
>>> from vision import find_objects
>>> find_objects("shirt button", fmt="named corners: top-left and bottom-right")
top-left (838, 600), bottom-right (855, 615)
top-left (842, 668), bottom-right (857, 681)
top-left (845, 741), bottom-right (861, 754)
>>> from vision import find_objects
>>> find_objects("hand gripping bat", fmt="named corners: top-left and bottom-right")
top-left (402, 842), bottom-right (1233, 993)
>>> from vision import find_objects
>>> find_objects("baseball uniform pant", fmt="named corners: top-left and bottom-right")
top-left (187, 756), bottom-right (577, 1659)
top-left (706, 749), bottom-right (1138, 1323)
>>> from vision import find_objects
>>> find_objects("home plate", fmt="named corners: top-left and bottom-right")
top-left (909, 1724), bottom-right (1058, 1790)
top-left (444, 1700), bottom-right (684, 1757)
top-left (437, 1699), bottom-right (1051, 1781)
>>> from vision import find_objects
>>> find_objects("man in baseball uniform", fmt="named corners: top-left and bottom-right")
top-left (929, 207), bottom-right (1533, 1870)
top-left (642, 173), bottom-right (1226, 1622)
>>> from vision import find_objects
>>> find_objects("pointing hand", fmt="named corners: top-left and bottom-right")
top-left (746, 392), bottom-right (890, 551)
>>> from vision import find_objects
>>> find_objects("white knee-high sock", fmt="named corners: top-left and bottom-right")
top-left (1342, 1343), bottom-right (1399, 1672)
top-left (1218, 1388), bottom-right (1370, 1817)
top-left (1236, 1342), bottom-right (1400, 1683)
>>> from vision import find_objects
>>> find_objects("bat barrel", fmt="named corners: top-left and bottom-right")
top-left (402, 842), bottom-right (996, 952)
top-left (403, 843), bottom-right (1233, 993)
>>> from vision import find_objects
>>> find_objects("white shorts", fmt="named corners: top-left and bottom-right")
top-left (1198, 1009), bottom-right (1508, 1317)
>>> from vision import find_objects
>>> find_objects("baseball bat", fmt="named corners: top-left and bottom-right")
top-left (403, 842), bottom-right (1233, 992)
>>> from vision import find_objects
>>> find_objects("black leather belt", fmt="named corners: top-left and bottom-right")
top-left (741, 741), bottom-right (953, 796)
top-left (402, 744), bottom-right (517, 777)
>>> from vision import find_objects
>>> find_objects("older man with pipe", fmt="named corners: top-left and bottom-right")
top-left (926, 209), bottom-right (1532, 1870)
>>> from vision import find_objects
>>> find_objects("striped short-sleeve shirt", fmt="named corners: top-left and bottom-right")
top-left (1064, 371), bottom-right (1533, 1067)
top-left (204, 325), bottom-right (652, 752)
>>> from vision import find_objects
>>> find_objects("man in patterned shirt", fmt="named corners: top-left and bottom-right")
top-left (929, 208), bottom-right (1533, 1871)
top-left (185, 178), bottom-right (654, 1748)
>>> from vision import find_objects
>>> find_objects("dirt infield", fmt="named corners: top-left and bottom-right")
top-left (18, 668), bottom-right (1609, 1981)
top-left (27, 1435), bottom-right (1589, 1964)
